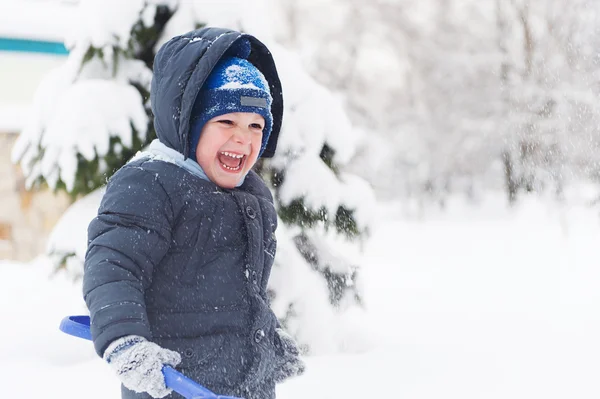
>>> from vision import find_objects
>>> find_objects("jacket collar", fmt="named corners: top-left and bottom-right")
top-left (130, 139), bottom-right (248, 187)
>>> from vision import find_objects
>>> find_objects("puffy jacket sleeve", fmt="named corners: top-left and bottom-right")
top-left (83, 165), bottom-right (173, 356)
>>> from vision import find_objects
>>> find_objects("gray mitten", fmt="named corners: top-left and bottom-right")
top-left (272, 328), bottom-right (306, 383)
top-left (103, 335), bottom-right (181, 398)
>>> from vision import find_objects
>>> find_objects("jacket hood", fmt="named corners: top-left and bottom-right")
top-left (150, 27), bottom-right (283, 159)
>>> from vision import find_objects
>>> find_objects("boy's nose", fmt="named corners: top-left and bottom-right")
top-left (233, 128), bottom-right (251, 145)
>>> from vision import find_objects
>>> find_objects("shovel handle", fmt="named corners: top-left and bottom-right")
top-left (59, 315), bottom-right (243, 399)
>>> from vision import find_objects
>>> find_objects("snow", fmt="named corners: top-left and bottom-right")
top-left (0, 0), bottom-right (76, 42)
top-left (10, 0), bottom-right (155, 192)
top-left (2, 195), bottom-right (600, 398)
top-left (268, 42), bottom-right (375, 225)
top-left (278, 153), bottom-right (342, 215)
top-left (66, 0), bottom-right (147, 50)
top-left (269, 221), bottom-right (352, 354)
top-left (13, 78), bottom-right (148, 192)
top-left (218, 64), bottom-right (270, 91)
top-left (46, 187), bottom-right (105, 276)
top-left (157, 0), bottom-right (275, 51)
top-left (0, 104), bottom-right (29, 133)
top-left (220, 82), bottom-right (261, 90)
top-left (0, 50), bottom-right (68, 133)
top-left (277, 153), bottom-right (376, 233)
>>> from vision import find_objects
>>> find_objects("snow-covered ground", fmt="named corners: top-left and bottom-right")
top-left (1, 194), bottom-right (600, 398)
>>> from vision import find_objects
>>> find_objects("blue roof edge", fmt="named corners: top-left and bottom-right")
top-left (0, 37), bottom-right (68, 56)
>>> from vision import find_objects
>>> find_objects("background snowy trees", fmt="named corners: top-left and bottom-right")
top-left (12, 0), bottom-right (374, 354)
top-left (274, 0), bottom-right (600, 204)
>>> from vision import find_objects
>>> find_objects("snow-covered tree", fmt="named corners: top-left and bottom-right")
top-left (11, 0), bottom-right (174, 196)
top-left (255, 46), bottom-right (375, 352)
top-left (15, 0), bottom-right (375, 354)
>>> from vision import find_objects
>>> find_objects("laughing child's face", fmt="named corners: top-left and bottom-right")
top-left (195, 112), bottom-right (265, 189)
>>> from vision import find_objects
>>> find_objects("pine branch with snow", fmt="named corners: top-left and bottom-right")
top-left (11, 0), bottom-right (174, 197)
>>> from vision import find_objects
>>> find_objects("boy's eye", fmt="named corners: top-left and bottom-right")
top-left (217, 119), bottom-right (234, 125)
top-left (250, 123), bottom-right (264, 130)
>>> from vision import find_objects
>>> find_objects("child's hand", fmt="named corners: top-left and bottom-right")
top-left (272, 328), bottom-right (306, 383)
top-left (103, 335), bottom-right (181, 398)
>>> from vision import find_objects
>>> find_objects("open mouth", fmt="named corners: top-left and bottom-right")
top-left (217, 151), bottom-right (246, 172)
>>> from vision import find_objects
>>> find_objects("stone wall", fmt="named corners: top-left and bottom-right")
top-left (0, 133), bottom-right (71, 261)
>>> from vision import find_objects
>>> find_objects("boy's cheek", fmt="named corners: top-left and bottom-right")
top-left (246, 154), bottom-right (260, 171)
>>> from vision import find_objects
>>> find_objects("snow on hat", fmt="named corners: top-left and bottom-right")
top-left (189, 56), bottom-right (273, 161)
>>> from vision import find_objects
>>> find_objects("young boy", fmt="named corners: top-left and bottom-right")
top-left (82, 27), bottom-right (305, 399)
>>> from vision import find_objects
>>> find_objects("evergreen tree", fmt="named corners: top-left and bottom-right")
top-left (256, 50), bottom-right (375, 352)
top-left (15, 0), bottom-right (375, 354)
top-left (12, 1), bottom-right (175, 197)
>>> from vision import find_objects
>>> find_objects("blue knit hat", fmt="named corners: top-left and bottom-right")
top-left (189, 56), bottom-right (273, 161)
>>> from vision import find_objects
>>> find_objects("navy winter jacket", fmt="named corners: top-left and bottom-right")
top-left (83, 27), bottom-right (285, 399)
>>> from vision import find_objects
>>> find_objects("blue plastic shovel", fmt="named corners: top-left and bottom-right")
top-left (59, 315), bottom-right (243, 399)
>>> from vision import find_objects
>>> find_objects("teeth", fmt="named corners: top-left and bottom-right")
top-left (221, 151), bottom-right (244, 159)
top-left (221, 163), bottom-right (241, 171)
